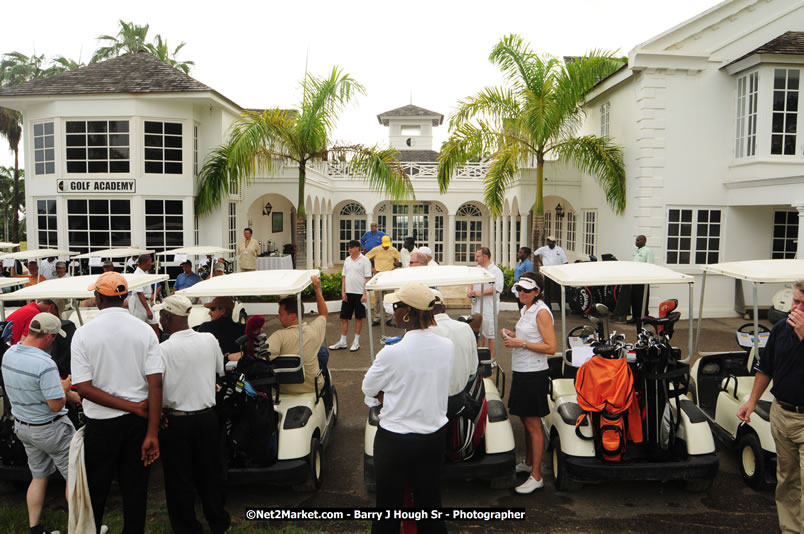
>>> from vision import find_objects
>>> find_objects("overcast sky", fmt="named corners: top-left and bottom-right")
top-left (0, 0), bottom-right (723, 169)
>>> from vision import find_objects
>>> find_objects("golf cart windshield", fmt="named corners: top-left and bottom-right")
top-left (540, 261), bottom-right (695, 362)
top-left (365, 265), bottom-right (496, 360)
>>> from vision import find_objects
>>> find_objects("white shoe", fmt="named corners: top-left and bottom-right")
top-left (329, 341), bottom-right (348, 350)
top-left (515, 461), bottom-right (532, 474)
top-left (100, 527), bottom-right (109, 534)
top-left (350, 340), bottom-right (360, 352)
top-left (515, 475), bottom-right (544, 494)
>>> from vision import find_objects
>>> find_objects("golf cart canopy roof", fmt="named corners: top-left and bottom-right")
top-left (73, 247), bottom-right (154, 259)
top-left (701, 259), bottom-right (804, 283)
top-left (366, 265), bottom-right (495, 291)
top-left (0, 273), bottom-right (168, 300)
top-left (0, 242), bottom-right (18, 249)
top-left (0, 249), bottom-right (78, 260)
top-left (0, 278), bottom-right (28, 291)
top-left (541, 261), bottom-right (694, 286)
top-left (177, 269), bottom-right (319, 298)
top-left (155, 246), bottom-right (233, 257)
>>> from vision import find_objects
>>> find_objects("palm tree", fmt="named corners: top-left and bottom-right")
top-left (197, 67), bottom-right (413, 224)
top-left (91, 20), bottom-right (151, 63)
top-left (0, 166), bottom-right (22, 241)
top-left (437, 34), bottom-right (627, 249)
top-left (0, 113), bottom-right (20, 241)
top-left (147, 35), bottom-right (194, 75)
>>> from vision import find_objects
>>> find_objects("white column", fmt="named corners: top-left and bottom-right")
top-left (510, 214), bottom-right (518, 267)
top-left (501, 215), bottom-right (510, 268)
top-left (321, 214), bottom-right (328, 268)
top-left (496, 217), bottom-right (503, 264)
top-left (366, 212), bottom-right (373, 232)
top-left (486, 215), bottom-right (493, 260)
top-left (306, 213), bottom-right (313, 269)
top-left (325, 214), bottom-right (332, 267)
top-left (313, 214), bottom-right (322, 268)
top-left (796, 204), bottom-right (804, 259)
top-left (447, 213), bottom-right (456, 265)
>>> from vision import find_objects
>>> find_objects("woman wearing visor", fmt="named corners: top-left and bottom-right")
top-left (501, 271), bottom-right (556, 494)
top-left (362, 283), bottom-right (453, 534)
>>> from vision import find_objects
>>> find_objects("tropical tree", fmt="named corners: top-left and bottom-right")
top-left (196, 67), bottom-right (413, 224)
top-left (90, 20), bottom-right (151, 63)
top-left (0, 166), bottom-right (23, 241)
top-left (147, 35), bottom-right (194, 74)
top-left (437, 34), bottom-right (627, 249)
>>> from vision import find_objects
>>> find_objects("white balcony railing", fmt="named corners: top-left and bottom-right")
top-left (326, 161), bottom-right (489, 180)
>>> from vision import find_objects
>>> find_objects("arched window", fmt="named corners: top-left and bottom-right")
top-left (454, 203), bottom-right (484, 264)
top-left (338, 202), bottom-right (366, 260)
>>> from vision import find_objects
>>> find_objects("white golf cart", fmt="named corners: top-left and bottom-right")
top-left (0, 272), bottom-right (169, 485)
top-left (177, 270), bottom-right (337, 491)
top-left (690, 259), bottom-right (804, 488)
top-left (541, 261), bottom-right (718, 491)
top-left (362, 265), bottom-right (516, 491)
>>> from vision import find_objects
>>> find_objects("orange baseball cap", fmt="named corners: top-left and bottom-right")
top-left (88, 271), bottom-right (128, 296)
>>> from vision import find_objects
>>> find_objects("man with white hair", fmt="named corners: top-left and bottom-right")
top-left (418, 246), bottom-right (438, 266)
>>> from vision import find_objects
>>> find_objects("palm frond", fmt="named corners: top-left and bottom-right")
top-left (483, 143), bottom-right (521, 216)
top-left (297, 67), bottom-right (365, 153)
top-left (552, 135), bottom-right (626, 214)
top-left (448, 87), bottom-right (521, 130)
top-left (195, 146), bottom-right (232, 216)
top-left (330, 144), bottom-right (414, 201)
top-left (437, 122), bottom-right (511, 194)
top-left (489, 34), bottom-right (539, 94)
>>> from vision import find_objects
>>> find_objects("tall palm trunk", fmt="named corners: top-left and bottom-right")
top-left (12, 147), bottom-right (19, 242)
top-left (294, 162), bottom-right (308, 267)
top-left (530, 157), bottom-right (545, 250)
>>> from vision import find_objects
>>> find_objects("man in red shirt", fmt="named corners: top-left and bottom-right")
top-left (7, 300), bottom-right (61, 344)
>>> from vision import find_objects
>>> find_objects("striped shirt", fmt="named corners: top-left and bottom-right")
top-left (1, 344), bottom-right (66, 424)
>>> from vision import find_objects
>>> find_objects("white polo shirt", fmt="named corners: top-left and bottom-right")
top-left (160, 329), bottom-right (224, 411)
top-left (71, 307), bottom-right (164, 419)
top-left (342, 254), bottom-right (372, 295)
top-left (362, 329), bottom-right (453, 434)
top-left (430, 313), bottom-right (478, 396)
top-left (511, 300), bottom-right (553, 372)
top-left (534, 245), bottom-right (568, 266)
top-left (471, 262), bottom-right (504, 315)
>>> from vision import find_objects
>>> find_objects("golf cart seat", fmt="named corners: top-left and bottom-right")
top-left (551, 378), bottom-right (577, 401)
top-left (642, 299), bottom-right (681, 338)
top-left (720, 375), bottom-right (773, 405)
top-left (271, 355), bottom-right (304, 385)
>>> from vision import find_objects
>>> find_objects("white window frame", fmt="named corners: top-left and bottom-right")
top-left (600, 101), bottom-right (610, 138)
top-left (400, 125), bottom-right (421, 136)
top-left (145, 199), bottom-right (184, 254)
top-left (565, 211), bottom-right (576, 252)
top-left (228, 202), bottom-right (237, 254)
top-left (338, 202), bottom-right (367, 261)
top-left (772, 210), bottom-right (798, 259)
top-left (65, 119), bottom-right (130, 174)
top-left (33, 121), bottom-right (55, 175)
top-left (36, 198), bottom-right (57, 248)
top-left (665, 207), bottom-right (722, 265)
top-left (66, 198), bottom-right (131, 255)
top-left (735, 71), bottom-right (759, 158)
top-left (193, 123), bottom-right (199, 177)
top-left (455, 203), bottom-right (483, 264)
top-left (144, 120), bottom-right (183, 174)
top-left (771, 68), bottom-right (800, 156)
top-left (582, 210), bottom-right (597, 257)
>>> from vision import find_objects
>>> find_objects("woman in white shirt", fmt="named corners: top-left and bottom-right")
top-left (362, 284), bottom-right (453, 534)
top-left (501, 272), bottom-right (556, 494)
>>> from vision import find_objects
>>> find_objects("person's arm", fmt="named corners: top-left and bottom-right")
top-left (503, 309), bottom-right (556, 354)
top-left (311, 275), bottom-right (327, 320)
top-left (341, 269), bottom-right (348, 302)
top-left (137, 291), bottom-right (153, 319)
top-left (75, 380), bottom-right (148, 417)
top-left (45, 374), bottom-right (71, 412)
top-left (645, 248), bottom-right (654, 264)
top-left (141, 373), bottom-right (162, 466)
top-left (362, 350), bottom-right (390, 398)
top-left (737, 372), bottom-right (772, 423)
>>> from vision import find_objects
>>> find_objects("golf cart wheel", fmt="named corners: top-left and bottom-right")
top-left (738, 432), bottom-right (768, 489)
top-left (551, 434), bottom-right (581, 491)
top-left (293, 436), bottom-right (322, 492)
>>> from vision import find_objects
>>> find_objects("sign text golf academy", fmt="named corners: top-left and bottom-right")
top-left (57, 179), bottom-right (136, 194)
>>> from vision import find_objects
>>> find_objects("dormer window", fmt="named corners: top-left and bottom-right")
top-left (400, 125), bottom-right (421, 136)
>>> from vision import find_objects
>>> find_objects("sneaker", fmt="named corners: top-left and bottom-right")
top-left (514, 475), bottom-right (544, 494)
top-left (350, 340), bottom-right (360, 352)
top-left (515, 461), bottom-right (532, 474)
top-left (100, 527), bottom-right (109, 534)
top-left (329, 341), bottom-right (348, 350)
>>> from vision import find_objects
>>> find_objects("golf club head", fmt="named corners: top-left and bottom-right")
top-left (594, 303), bottom-right (610, 317)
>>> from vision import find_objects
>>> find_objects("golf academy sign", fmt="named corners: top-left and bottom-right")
top-left (58, 179), bottom-right (136, 193)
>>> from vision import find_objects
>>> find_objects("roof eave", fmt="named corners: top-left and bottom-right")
top-left (723, 53), bottom-right (804, 75)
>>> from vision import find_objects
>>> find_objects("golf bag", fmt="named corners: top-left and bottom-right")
top-left (445, 373), bottom-right (487, 462)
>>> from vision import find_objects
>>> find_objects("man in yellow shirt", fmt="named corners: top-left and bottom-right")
top-left (237, 228), bottom-right (260, 272)
top-left (365, 235), bottom-right (400, 324)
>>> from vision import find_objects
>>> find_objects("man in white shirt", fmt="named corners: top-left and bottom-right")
top-left (467, 247), bottom-right (504, 359)
top-left (156, 295), bottom-right (230, 534)
top-left (128, 254), bottom-right (159, 338)
top-left (54, 261), bottom-right (70, 279)
top-left (533, 236), bottom-right (568, 310)
top-left (399, 237), bottom-right (418, 268)
top-left (418, 246), bottom-right (439, 266)
top-left (40, 257), bottom-right (58, 280)
top-left (72, 271), bottom-right (164, 533)
top-left (330, 240), bottom-right (372, 352)
top-left (430, 293), bottom-right (477, 399)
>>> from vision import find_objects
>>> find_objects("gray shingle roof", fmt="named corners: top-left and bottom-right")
top-left (0, 52), bottom-right (215, 97)
top-left (377, 105), bottom-right (443, 126)
top-left (725, 32), bottom-right (804, 68)
top-left (395, 149), bottom-right (439, 162)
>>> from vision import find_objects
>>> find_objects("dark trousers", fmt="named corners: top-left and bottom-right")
top-left (630, 284), bottom-right (650, 328)
top-left (372, 425), bottom-right (447, 534)
top-left (83, 414), bottom-right (150, 534)
top-left (544, 278), bottom-right (561, 310)
top-left (161, 409), bottom-right (231, 534)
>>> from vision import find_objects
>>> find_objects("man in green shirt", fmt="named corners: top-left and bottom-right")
top-left (629, 235), bottom-right (653, 326)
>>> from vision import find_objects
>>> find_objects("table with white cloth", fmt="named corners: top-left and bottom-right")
top-left (257, 255), bottom-right (294, 270)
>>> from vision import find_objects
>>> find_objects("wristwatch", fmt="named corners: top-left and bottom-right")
top-left (521, 341), bottom-right (527, 349)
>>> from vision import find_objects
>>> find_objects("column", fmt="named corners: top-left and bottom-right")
top-left (796, 204), bottom-right (804, 259)
top-left (501, 215), bottom-right (509, 268)
top-left (366, 212), bottom-right (373, 231)
top-left (314, 214), bottom-right (322, 268)
top-left (486, 215), bottom-right (494, 259)
top-left (326, 214), bottom-right (333, 267)
top-left (510, 214), bottom-right (518, 267)
top-left (306, 213), bottom-right (313, 269)
top-left (447, 213), bottom-right (456, 265)
top-left (321, 214), bottom-right (328, 268)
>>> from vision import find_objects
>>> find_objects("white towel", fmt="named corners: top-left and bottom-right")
top-left (67, 426), bottom-right (96, 534)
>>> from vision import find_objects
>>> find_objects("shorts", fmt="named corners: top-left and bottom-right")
top-left (15, 415), bottom-right (75, 479)
top-left (129, 295), bottom-right (158, 325)
top-left (339, 293), bottom-right (366, 320)
top-left (474, 311), bottom-right (495, 339)
top-left (508, 370), bottom-right (550, 418)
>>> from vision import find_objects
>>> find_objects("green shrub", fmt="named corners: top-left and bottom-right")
top-left (501, 266), bottom-right (516, 301)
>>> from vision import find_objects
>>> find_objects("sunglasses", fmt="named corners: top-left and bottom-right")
top-left (514, 285), bottom-right (537, 293)
top-left (392, 301), bottom-right (410, 310)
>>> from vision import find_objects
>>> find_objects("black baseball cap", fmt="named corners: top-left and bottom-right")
top-left (348, 240), bottom-right (360, 249)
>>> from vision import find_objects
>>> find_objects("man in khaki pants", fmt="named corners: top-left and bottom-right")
top-left (739, 280), bottom-right (804, 533)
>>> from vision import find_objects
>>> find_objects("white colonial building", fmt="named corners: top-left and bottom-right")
top-left (0, 0), bottom-right (803, 316)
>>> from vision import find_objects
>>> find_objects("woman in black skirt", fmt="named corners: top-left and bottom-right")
top-left (501, 271), bottom-right (556, 494)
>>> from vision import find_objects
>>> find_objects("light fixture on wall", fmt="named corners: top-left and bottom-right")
top-left (555, 203), bottom-right (565, 219)
top-left (262, 202), bottom-right (272, 216)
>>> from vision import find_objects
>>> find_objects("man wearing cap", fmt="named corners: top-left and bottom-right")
top-left (2, 313), bottom-right (73, 534)
top-left (156, 295), bottom-right (231, 534)
top-left (237, 227), bottom-right (260, 272)
top-left (128, 254), bottom-right (159, 338)
top-left (71, 271), bottom-right (164, 533)
top-left (360, 222), bottom-right (387, 253)
top-left (467, 247), bottom-right (505, 359)
top-left (533, 236), bottom-right (568, 311)
top-left (418, 246), bottom-right (438, 266)
top-left (54, 261), bottom-right (70, 279)
top-left (266, 275), bottom-right (327, 395)
top-left (173, 260), bottom-right (202, 292)
top-left (366, 236), bottom-right (400, 324)
top-left (330, 240), bottom-right (372, 352)
top-left (198, 297), bottom-right (245, 359)
top-left (7, 299), bottom-right (61, 345)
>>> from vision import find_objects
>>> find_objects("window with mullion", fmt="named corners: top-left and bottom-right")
top-left (144, 121), bottom-right (183, 174)
top-left (36, 199), bottom-right (57, 248)
top-left (771, 69), bottom-right (799, 155)
top-left (145, 199), bottom-right (184, 254)
top-left (66, 198), bottom-right (131, 257)
top-left (735, 71), bottom-right (759, 158)
top-left (65, 120), bottom-right (129, 174)
top-left (33, 122), bottom-right (55, 174)
top-left (772, 210), bottom-right (799, 259)
top-left (566, 212), bottom-right (576, 252)
top-left (666, 208), bottom-right (721, 265)
top-left (582, 210), bottom-right (596, 256)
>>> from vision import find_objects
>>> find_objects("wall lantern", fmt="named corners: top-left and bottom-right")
top-left (262, 202), bottom-right (272, 216)
top-left (555, 203), bottom-right (565, 219)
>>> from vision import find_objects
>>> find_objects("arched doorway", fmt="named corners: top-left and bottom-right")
top-left (454, 202), bottom-right (484, 264)
top-left (337, 201), bottom-right (367, 261)
top-left (246, 193), bottom-right (295, 253)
